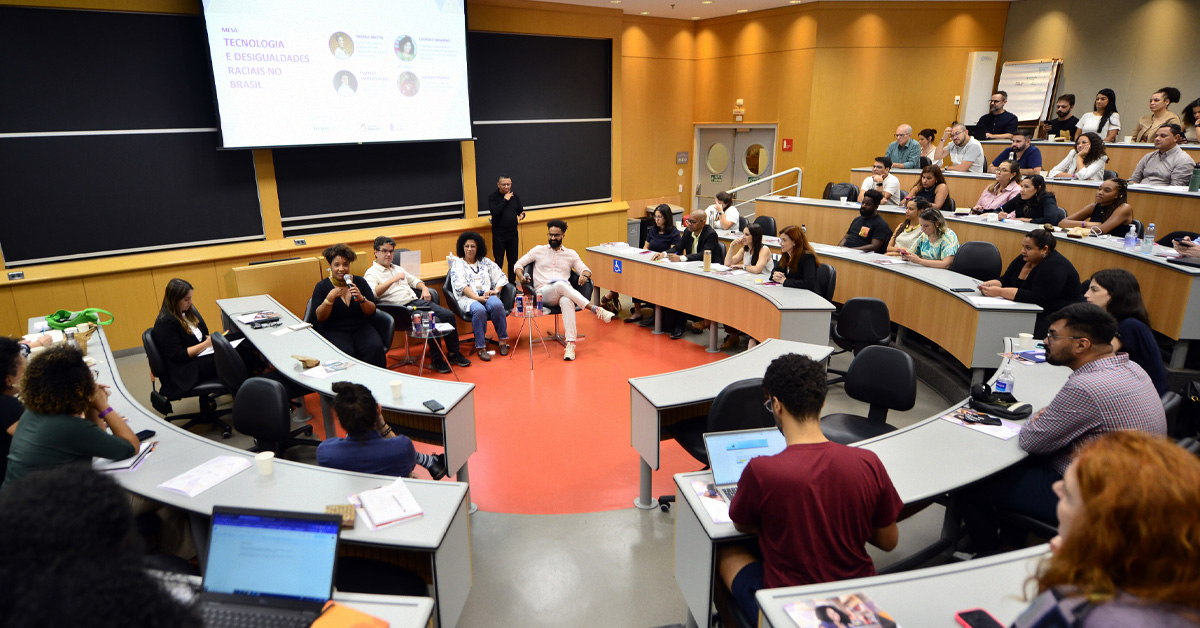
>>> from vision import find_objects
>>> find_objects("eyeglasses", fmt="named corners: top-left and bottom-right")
top-left (989, 99), bottom-right (1003, 104)
top-left (895, 133), bottom-right (908, 137)
top-left (379, 248), bottom-right (395, 254)
top-left (1044, 331), bottom-right (1084, 342)
top-left (763, 398), bottom-right (775, 413)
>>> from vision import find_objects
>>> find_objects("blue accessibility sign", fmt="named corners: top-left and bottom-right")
top-left (613, 260), bottom-right (623, 274)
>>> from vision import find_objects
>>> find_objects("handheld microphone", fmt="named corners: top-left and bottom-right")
top-left (345, 273), bottom-right (360, 301)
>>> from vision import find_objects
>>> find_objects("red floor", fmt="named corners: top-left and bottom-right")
top-left (306, 312), bottom-right (725, 514)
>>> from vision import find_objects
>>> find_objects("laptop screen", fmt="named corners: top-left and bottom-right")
top-left (705, 428), bottom-right (787, 486)
top-left (204, 509), bottom-right (340, 604)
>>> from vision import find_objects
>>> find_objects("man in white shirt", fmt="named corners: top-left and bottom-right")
top-left (858, 157), bottom-right (901, 205)
top-left (705, 190), bottom-right (740, 231)
top-left (935, 123), bottom-right (985, 173)
top-left (364, 236), bottom-right (470, 373)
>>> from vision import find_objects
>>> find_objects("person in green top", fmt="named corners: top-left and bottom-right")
top-left (3, 344), bottom-right (138, 490)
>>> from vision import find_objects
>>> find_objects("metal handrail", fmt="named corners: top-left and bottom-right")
top-left (724, 167), bottom-right (802, 212)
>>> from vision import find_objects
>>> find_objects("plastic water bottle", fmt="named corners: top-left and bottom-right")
top-left (1142, 223), bottom-right (1156, 255)
top-left (1189, 163), bottom-right (1200, 193)
top-left (536, 293), bottom-right (544, 314)
top-left (1123, 224), bottom-right (1138, 251)
top-left (994, 364), bottom-right (1015, 395)
top-left (65, 328), bottom-right (78, 351)
top-left (515, 294), bottom-right (524, 315)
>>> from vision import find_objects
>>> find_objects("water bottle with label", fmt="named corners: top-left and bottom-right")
top-left (1190, 163), bottom-right (1200, 193)
top-left (536, 293), bottom-right (544, 314)
top-left (1123, 224), bottom-right (1138, 251)
top-left (515, 294), bottom-right (524, 315)
top-left (1142, 223), bottom-right (1156, 255)
top-left (994, 364), bottom-right (1015, 395)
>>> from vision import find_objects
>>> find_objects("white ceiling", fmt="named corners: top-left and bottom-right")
top-left (526, 0), bottom-right (1016, 21)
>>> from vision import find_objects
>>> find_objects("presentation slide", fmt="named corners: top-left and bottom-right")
top-left (201, 0), bottom-right (471, 148)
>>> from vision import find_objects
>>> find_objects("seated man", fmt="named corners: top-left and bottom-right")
top-left (653, 210), bottom-right (724, 339)
top-left (317, 381), bottom-right (446, 479)
top-left (936, 123), bottom-right (986, 173)
top-left (364, 236), bottom-right (470, 374)
top-left (1041, 94), bottom-right (1078, 139)
top-left (989, 129), bottom-right (1043, 176)
top-left (838, 189), bottom-right (892, 253)
top-left (1128, 123), bottom-right (1193, 186)
top-left (884, 124), bottom-right (922, 170)
top-left (858, 156), bottom-right (901, 205)
top-left (957, 303), bottom-right (1166, 555)
top-left (514, 219), bottom-right (614, 361)
top-left (718, 353), bottom-right (902, 621)
top-left (973, 90), bottom-right (1019, 140)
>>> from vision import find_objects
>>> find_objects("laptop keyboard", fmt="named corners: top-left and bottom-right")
top-left (199, 605), bottom-right (315, 628)
top-left (721, 486), bottom-right (737, 501)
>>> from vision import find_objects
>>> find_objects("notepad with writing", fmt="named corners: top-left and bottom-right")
top-left (350, 478), bottom-right (424, 530)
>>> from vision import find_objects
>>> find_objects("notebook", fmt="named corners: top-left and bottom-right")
top-left (703, 427), bottom-right (787, 502)
top-left (193, 506), bottom-right (342, 628)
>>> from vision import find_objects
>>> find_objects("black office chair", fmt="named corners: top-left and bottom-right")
top-left (521, 263), bottom-right (592, 346)
top-left (949, 241), bottom-right (1003, 282)
top-left (1102, 169), bottom-right (1118, 181)
top-left (231, 377), bottom-right (317, 455)
top-left (752, 215), bottom-right (777, 237)
top-left (827, 298), bottom-right (892, 386)
top-left (1048, 205), bottom-right (1068, 226)
top-left (212, 331), bottom-right (311, 413)
top-left (820, 346), bottom-right (916, 444)
top-left (717, 241), bottom-right (726, 260)
top-left (822, 182), bottom-right (859, 204)
top-left (1162, 390), bottom-right (1184, 438)
top-left (142, 328), bottom-right (233, 438)
top-left (659, 378), bottom-right (776, 512)
top-left (943, 196), bottom-right (957, 214)
top-left (737, 216), bottom-right (749, 231)
top-left (1180, 437), bottom-right (1200, 459)
top-left (995, 510), bottom-right (1059, 546)
top-left (815, 263), bottom-right (837, 302)
top-left (918, 156), bottom-right (933, 168)
top-left (377, 291), bottom-right (442, 370)
top-left (302, 299), bottom-right (395, 361)
top-left (1158, 230), bottom-right (1200, 246)
top-left (442, 273), bottom-right (517, 348)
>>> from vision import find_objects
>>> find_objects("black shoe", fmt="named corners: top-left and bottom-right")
top-left (476, 348), bottom-right (491, 362)
top-left (431, 359), bottom-right (452, 374)
top-left (669, 327), bottom-right (684, 340)
top-left (623, 315), bottom-right (643, 324)
top-left (448, 352), bottom-right (471, 367)
top-left (426, 453), bottom-right (447, 481)
top-left (638, 316), bottom-right (655, 328)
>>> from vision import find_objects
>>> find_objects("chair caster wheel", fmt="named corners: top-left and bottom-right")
top-left (221, 430), bottom-right (233, 439)
top-left (660, 503), bottom-right (671, 513)
top-left (304, 426), bottom-right (314, 436)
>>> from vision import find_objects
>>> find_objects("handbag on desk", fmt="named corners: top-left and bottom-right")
top-left (45, 308), bottom-right (114, 331)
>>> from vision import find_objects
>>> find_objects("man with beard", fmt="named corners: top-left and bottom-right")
top-left (956, 303), bottom-right (1166, 557)
top-left (973, 90), bottom-right (1019, 140)
top-left (514, 220), bottom-right (614, 361)
top-left (837, 189), bottom-right (891, 253)
top-left (653, 210), bottom-right (723, 340)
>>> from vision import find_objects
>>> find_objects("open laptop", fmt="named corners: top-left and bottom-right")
top-left (193, 506), bottom-right (342, 628)
top-left (703, 427), bottom-right (787, 502)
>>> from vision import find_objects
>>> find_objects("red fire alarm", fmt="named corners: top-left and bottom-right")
top-left (781, 138), bottom-right (793, 152)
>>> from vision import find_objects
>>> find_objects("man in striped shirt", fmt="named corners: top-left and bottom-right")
top-left (958, 303), bottom-right (1166, 555)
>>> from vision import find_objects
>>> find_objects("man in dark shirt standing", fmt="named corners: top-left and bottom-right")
top-left (718, 353), bottom-right (902, 621)
top-left (487, 175), bottom-right (525, 281)
top-left (838, 189), bottom-right (892, 253)
top-left (974, 90), bottom-right (1020, 140)
top-left (1042, 94), bottom-right (1079, 140)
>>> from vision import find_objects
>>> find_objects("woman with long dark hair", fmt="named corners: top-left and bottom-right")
top-left (998, 175), bottom-right (1062, 224)
top-left (906, 164), bottom-right (949, 211)
top-left (1131, 86), bottom-right (1182, 143)
top-left (971, 160), bottom-right (1022, 213)
top-left (770, 224), bottom-right (819, 292)
top-left (980, 227), bottom-right (1084, 337)
top-left (1182, 97), bottom-right (1200, 143)
top-left (886, 198), bottom-right (931, 254)
top-left (1048, 132), bottom-right (1108, 181)
top-left (1059, 178), bottom-right (1133, 235)
top-left (1075, 89), bottom-right (1120, 142)
top-left (1084, 269), bottom-right (1167, 394)
top-left (724, 222), bottom-right (771, 275)
top-left (151, 278), bottom-right (220, 395)
top-left (625, 204), bottom-right (681, 325)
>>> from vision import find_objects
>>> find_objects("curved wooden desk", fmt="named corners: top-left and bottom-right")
top-left (980, 138), bottom-right (1200, 180)
top-left (587, 244), bottom-right (835, 349)
top-left (74, 323), bottom-right (472, 628)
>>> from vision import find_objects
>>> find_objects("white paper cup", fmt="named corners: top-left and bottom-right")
top-left (254, 451), bottom-right (275, 475)
top-left (1018, 333), bottom-right (1034, 350)
top-left (839, 196), bottom-right (847, 206)
top-left (1123, 136), bottom-right (1133, 144)
top-left (390, 380), bottom-right (404, 399)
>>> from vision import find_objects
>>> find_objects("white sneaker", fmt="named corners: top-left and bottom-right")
top-left (564, 343), bottom-right (576, 361)
top-left (595, 307), bottom-right (614, 323)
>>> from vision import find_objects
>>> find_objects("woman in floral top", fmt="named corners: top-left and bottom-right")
top-left (899, 208), bottom-right (959, 269)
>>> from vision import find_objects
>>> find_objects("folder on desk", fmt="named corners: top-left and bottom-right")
top-left (783, 592), bottom-right (897, 628)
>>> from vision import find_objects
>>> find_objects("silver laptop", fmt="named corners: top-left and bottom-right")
top-left (194, 506), bottom-right (342, 628)
top-left (703, 427), bottom-right (787, 502)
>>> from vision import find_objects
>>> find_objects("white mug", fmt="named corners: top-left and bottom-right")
top-left (254, 451), bottom-right (275, 475)
top-left (1018, 333), bottom-right (1035, 350)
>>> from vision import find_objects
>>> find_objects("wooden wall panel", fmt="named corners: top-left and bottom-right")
top-left (11, 279), bottom-right (88, 336)
top-left (151, 263), bottom-right (222, 336)
top-left (621, 54), bottom-right (694, 211)
top-left (0, 287), bottom-right (19, 339)
top-left (83, 271), bottom-right (160, 350)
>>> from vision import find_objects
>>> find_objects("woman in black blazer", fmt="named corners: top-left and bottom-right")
top-left (151, 278), bottom-right (217, 397)
top-left (997, 175), bottom-right (1061, 225)
top-left (980, 227), bottom-right (1084, 337)
top-left (770, 224), bottom-right (820, 292)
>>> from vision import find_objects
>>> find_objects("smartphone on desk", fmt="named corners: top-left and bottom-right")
top-left (422, 399), bottom-right (445, 413)
top-left (955, 608), bottom-right (1004, 628)
top-left (135, 429), bottom-right (156, 441)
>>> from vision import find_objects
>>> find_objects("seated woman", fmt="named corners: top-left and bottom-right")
top-left (916, 128), bottom-right (938, 162)
top-left (980, 227), bottom-right (1084, 337)
top-left (1, 338), bottom-right (28, 484)
top-left (449, 231), bottom-right (509, 361)
top-left (1183, 96), bottom-right (1200, 143)
top-left (311, 243), bottom-right (385, 367)
top-left (1014, 431), bottom-right (1200, 627)
top-left (907, 164), bottom-right (949, 211)
top-left (886, 198), bottom-right (931, 255)
top-left (1058, 177), bottom-right (1133, 235)
top-left (1130, 86), bottom-right (1182, 143)
top-left (719, 223), bottom-right (773, 350)
top-left (1047, 132), bottom-right (1108, 181)
top-left (317, 381), bottom-right (446, 479)
top-left (1084, 269), bottom-right (1168, 394)
top-left (770, 224), bottom-right (819, 292)
top-left (1075, 89), bottom-right (1120, 142)
top-left (970, 160), bottom-right (1022, 213)
top-left (997, 175), bottom-right (1061, 225)
top-left (2, 344), bottom-right (138, 490)
top-left (626, 204), bottom-right (682, 325)
top-left (151, 278), bottom-right (231, 395)
top-left (898, 208), bottom-right (959, 269)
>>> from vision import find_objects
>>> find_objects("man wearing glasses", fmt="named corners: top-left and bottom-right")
top-left (884, 124), bottom-right (922, 170)
top-left (935, 123), bottom-right (985, 173)
top-left (956, 303), bottom-right (1165, 557)
top-left (973, 90), bottom-right (1019, 140)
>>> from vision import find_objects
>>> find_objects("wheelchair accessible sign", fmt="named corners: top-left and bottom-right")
top-left (613, 260), bottom-right (623, 274)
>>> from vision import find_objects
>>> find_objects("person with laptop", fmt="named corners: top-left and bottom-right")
top-left (317, 381), bottom-right (447, 480)
top-left (717, 353), bottom-right (903, 621)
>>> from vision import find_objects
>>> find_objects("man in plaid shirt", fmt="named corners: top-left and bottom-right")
top-left (958, 303), bottom-right (1166, 555)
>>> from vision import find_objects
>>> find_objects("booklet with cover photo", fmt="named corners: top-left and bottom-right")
top-left (783, 592), bottom-right (898, 628)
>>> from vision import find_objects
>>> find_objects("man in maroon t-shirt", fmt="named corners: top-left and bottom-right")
top-left (719, 353), bottom-right (904, 620)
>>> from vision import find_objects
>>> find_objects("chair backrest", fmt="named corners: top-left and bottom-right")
top-left (706, 378), bottom-right (775, 433)
top-left (815, 263), bottom-right (837, 302)
top-left (918, 156), bottom-right (933, 168)
top-left (1158, 230), bottom-right (1200, 247)
top-left (1179, 437), bottom-right (1200, 459)
top-left (738, 216), bottom-right (749, 231)
top-left (844, 346), bottom-right (916, 421)
top-left (824, 182), bottom-right (857, 202)
top-left (717, 241), bottom-right (726, 260)
top-left (835, 298), bottom-right (891, 348)
top-left (211, 331), bottom-right (250, 395)
top-left (1131, 219), bottom-right (1144, 239)
top-left (142, 328), bottom-right (168, 381)
top-left (442, 273), bottom-right (468, 320)
top-left (949, 241), bottom-right (1003, 282)
top-left (369, 308), bottom-right (394, 348)
top-left (1102, 169), bottom-right (1118, 181)
top-left (1049, 205), bottom-right (1068, 226)
top-left (303, 298), bottom-right (318, 325)
top-left (944, 196), bottom-right (957, 213)
top-left (232, 377), bottom-right (291, 442)
top-left (1162, 391), bottom-right (1184, 438)
top-left (752, 215), bottom-right (777, 237)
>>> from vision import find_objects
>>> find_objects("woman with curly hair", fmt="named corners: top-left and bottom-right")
top-left (1047, 132), bottom-right (1108, 181)
top-left (2, 344), bottom-right (138, 490)
top-left (448, 231), bottom-right (510, 361)
top-left (310, 243), bottom-right (384, 367)
top-left (1013, 431), bottom-right (1200, 627)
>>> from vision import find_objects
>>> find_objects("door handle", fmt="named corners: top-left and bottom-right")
top-left (695, 184), bottom-right (701, 195)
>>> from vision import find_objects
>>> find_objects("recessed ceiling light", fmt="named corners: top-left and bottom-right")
top-left (691, 16), bottom-right (700, 19)
top-left (610, 0), bottom-right (620, 3)
top-left (701, 1), bottom-right (713, 4)
top-left (736, 8), bottom-right (748, 12)
top-left (640, 10), bottom-right (649, 14)
top-left (789, 0), bottom-right (802, 3)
